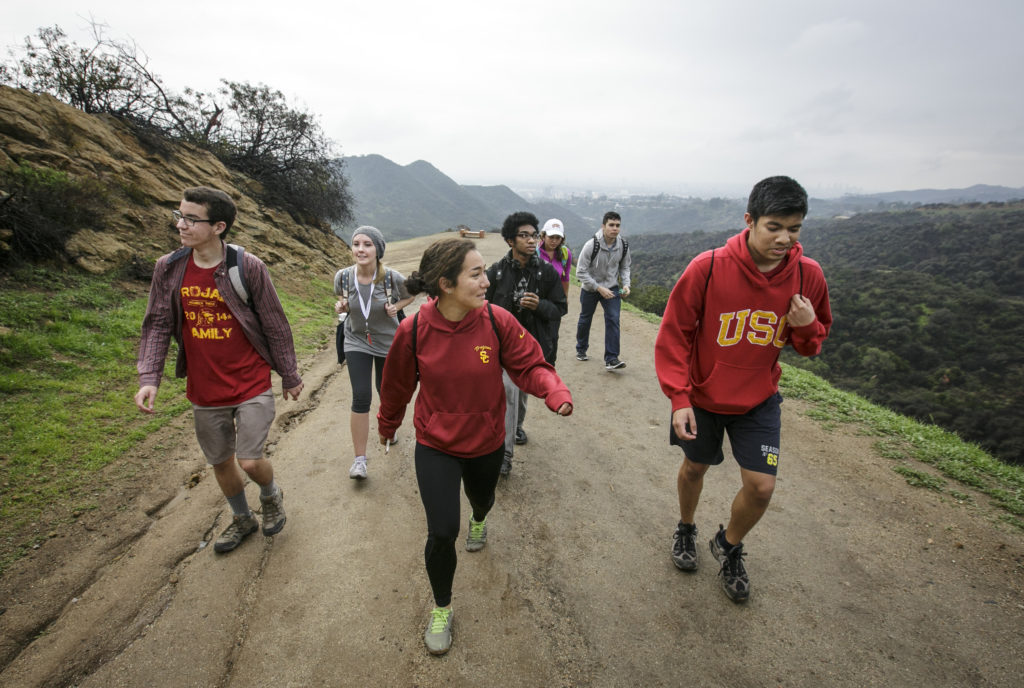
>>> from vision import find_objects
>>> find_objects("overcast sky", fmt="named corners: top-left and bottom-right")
top-left (5, 1), bottom-right (1024, 198)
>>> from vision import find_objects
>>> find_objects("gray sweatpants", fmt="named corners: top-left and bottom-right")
top-left (501, 370), bottom-right (528, 458)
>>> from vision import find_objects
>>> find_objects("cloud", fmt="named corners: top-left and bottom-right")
top-left (790, 18), bottom-right (868, 54)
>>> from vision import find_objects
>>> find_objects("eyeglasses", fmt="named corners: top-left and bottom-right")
top-left (172, 210), bottom-right (214, 228)
top-left (516, 232), bottom-right (539, 240)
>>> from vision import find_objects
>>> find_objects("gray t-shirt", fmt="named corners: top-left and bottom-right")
top-left (334, 267), bottom-right (410, 357)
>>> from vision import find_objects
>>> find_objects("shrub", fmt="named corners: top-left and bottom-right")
top-left (0, 163), bottom-right (110, 261)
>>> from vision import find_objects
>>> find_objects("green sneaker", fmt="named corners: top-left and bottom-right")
top-left (465, 517), bottom-right (487, 552)
top-left (214, 511), bottom-right (259, 553)
top-left (424, 606), bottom-right (453, 655)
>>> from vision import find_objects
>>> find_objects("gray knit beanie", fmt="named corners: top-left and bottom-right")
top-left (351, 225), bottom-right (386, 259)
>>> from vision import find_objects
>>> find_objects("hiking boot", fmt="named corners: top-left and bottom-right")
top-left (214, 511), bottom-right (259, 553)
top-left (500, 454), bottom-right (512, 475)
top-left (466, 517), bottom-right (488, 552)
top-left (514, 428), bottom-right (528, 445)
top-left (709, 525), bottom-right (750, 603)
top-left (424, 606), bottom-right (453, 655)
top-left (671, 522), bottom-right (698, 571)
top-left (259, 488), bottom-right (286, 536)
top-left (575, 351), bottom-right (589, 361)
top-left (605, 358), bottom-right (626, 371)
top-left (349, 457), bottom-right (368, 480)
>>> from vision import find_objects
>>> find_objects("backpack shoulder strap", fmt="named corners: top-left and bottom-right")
top-left (225, 244), bottom-right (251, 306)
top-left (590, 238), bottom-right (599, 263)
top-left (384, 268), bottom-right (395, 303)
top-left (411, 311), bottom-right (420, 379)
top-left (704, 249), bottom-right (715, 294)
top-left (619, 239), bottom-right (629, 267)
top-left (339, 266), bottom-right (354, 299)
top-left (487, 303), bottom-right (500, 342)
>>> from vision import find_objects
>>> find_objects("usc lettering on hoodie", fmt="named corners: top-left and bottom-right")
top-left (655, 228), bottom-right (832, 415)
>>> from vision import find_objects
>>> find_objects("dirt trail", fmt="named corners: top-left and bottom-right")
top-left (2, 232), bottom-right (1023, 687)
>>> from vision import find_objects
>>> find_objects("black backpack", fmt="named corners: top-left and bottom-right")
top-left (588, 236), bottom-right (629, 270)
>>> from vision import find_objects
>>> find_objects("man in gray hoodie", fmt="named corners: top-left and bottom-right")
top-left (574, 211), bottom-right (631, 371)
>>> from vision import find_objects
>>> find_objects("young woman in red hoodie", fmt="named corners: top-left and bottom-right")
top-left (377, 238), bottom-right (573, 656)
top-left (655, 176), bottom-right (832, 604)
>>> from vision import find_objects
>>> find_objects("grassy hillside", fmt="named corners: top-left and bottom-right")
top-left (0, 85), bottom-right (355, 575)
top-left (0, 264), bottom-right (336, 576)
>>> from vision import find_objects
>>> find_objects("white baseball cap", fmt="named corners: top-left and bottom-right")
top-left (541, 218), bottom-right (564, 238)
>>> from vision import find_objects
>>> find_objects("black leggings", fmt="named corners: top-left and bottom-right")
top-left (346, 350), bottom-right (385, 413)
top-left (415, 442), bottom-right (504, 607)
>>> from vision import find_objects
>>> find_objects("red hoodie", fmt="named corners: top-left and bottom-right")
top-left (655, 228), bottom-right (831, 415)
top-left (378, 300), bottom-right (572, 458)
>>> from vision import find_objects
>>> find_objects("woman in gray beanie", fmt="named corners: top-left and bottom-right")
top-left (334, 226), bottom-right (415, 480)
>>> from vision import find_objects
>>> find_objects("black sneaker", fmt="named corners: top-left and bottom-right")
top-left (514, 428), bottom-right (528, 445)
top-left (709, 525), bottom-right (750, 603)
top-left (605, 358), bottom-right (626, 371)
top-left (671, 522), bottom-right (698, 571)
top-left (575, 351), bottom-right (589, 361)
top-left (500, 454), bottom-right (512, 475)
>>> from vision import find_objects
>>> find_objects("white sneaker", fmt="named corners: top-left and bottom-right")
top-left (349, 457), bottom-right (368, 480)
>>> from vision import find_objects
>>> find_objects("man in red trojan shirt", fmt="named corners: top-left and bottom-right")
top-left (135, 186), bottom-right (303, 554)
top-left (655, 175), bottom-right (831, 603)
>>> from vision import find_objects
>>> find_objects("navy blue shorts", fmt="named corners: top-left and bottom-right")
top-left (669, 393), bottom-right (783, 476)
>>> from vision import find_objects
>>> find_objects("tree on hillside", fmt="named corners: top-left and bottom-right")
top-left (1, 24), bottom-right (352, 228)
top-left (0, 24), bottom-right (220, 144)
top-left (214, 81), bottom-right (353, 224)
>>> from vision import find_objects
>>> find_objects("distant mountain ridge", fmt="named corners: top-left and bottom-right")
top-left (339, 154), bottom-right (591, 244)
top-left (542, 184), bottom-right (1024, 236)
top-left (852, 183), bottom-right (1024, 205)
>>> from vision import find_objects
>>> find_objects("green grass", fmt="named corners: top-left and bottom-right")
top-left (778, 363), bottom-right (1024, 524)
top-left (0, 266), bottom-right (335, 575)
top-left (892, 465), bottom-right (946, 491)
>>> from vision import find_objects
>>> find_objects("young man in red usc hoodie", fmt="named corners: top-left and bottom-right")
top-left (654, 175), bottom-right (832, 603)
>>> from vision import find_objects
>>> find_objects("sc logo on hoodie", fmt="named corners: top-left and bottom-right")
top-left (474, 345), bottom-right (494, 364)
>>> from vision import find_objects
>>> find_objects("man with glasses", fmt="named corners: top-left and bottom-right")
top-left (575, 211), bottom-right (631, 371)
top-left (135, 186), bottom-right (304, 554)
top-left (485, 211), bottom-right (567, 475)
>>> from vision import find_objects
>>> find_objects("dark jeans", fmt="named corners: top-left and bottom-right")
top-left (576, 287), bottom-right (621, 363)
top-left (346, 350), bottom-right (385, 413)
top-left (415, 442), bottom-right (504, 607)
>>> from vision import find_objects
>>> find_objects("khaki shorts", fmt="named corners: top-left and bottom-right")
top-left (192, 389), bottom-right (275, 465)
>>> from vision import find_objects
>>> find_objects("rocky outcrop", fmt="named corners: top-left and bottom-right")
top-left (0, 85), bottom-right (351, 288)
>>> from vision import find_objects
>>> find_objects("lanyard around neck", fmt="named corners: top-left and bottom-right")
top-left (356, 268), bottom-right (377, 324)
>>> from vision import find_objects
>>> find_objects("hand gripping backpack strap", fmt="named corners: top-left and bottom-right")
top-left (383, 268), bottom-right (407, 321)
